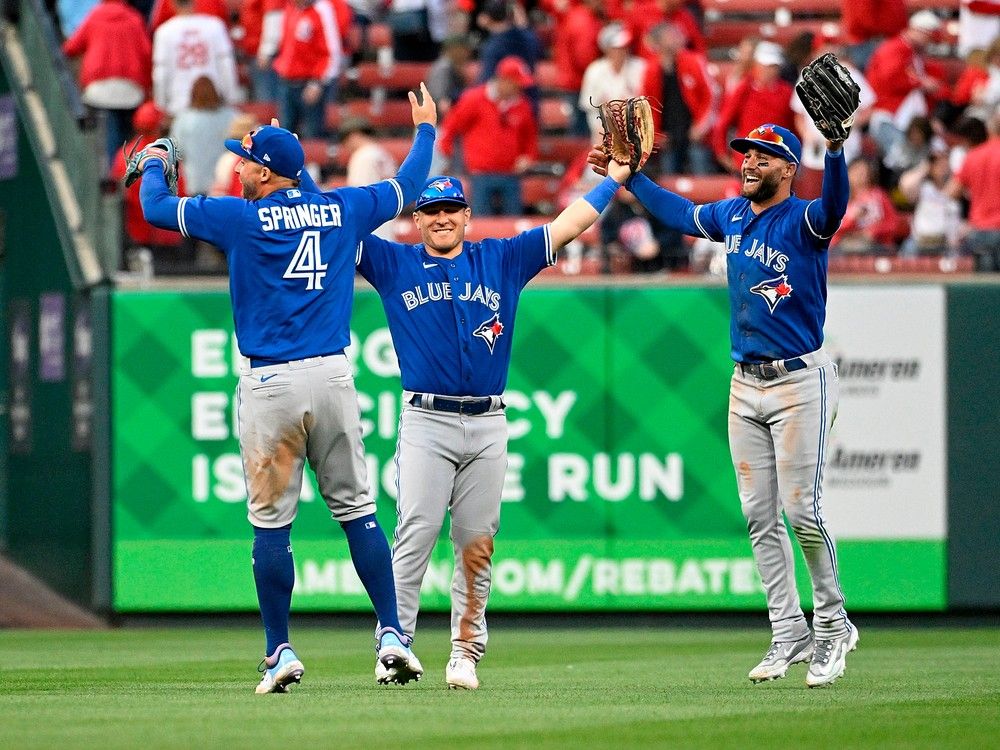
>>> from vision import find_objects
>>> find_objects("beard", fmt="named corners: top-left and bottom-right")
top-left (740, 169), bottom-right (782, 202)
top-left (241, 181), bottom-right (262, 201)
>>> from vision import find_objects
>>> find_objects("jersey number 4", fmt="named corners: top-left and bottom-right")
top-left (284, 231), bottom-right (328, 290)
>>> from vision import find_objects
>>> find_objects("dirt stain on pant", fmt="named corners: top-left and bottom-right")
top-left (457, 534), bottom-right (494, 654)
top-left (247, 426), bottom-right (306, 512)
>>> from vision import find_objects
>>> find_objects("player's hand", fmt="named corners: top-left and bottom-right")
top-left (587, 146), bottom-right (609, 177)
top-left (606, 159), bottom-right (631, 184)
top-left (409, 82), bottom-right (437, 129)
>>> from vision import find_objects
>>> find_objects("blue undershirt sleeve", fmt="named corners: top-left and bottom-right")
top-left (627, 172), bottom-right (725, 242)
top-left (804, 148), bottom-right (849, 242)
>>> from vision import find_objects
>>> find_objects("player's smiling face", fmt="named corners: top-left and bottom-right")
top-left (414, 204), bottom-right (471, 255)
top-left (740, 148), bottom-right (795, 204)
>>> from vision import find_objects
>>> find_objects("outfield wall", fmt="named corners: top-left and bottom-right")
top-left (107, 283), bottom-right (975, 613)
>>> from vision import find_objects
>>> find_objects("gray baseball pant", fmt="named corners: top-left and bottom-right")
top-left (390, 395), bottom-right (507, 662)
top-left (728, 349), bottom-right (852, 641)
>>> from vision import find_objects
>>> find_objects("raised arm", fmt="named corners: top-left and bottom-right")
top-left (549, 160), bottom-right (632, 250)
top-left (804, 147), bottom-right (849, 241)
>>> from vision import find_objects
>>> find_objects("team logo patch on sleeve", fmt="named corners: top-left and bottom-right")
top-left (750, 274), bottom-right (793, 313)
top-left (473, 313), bottom-right (504, 353)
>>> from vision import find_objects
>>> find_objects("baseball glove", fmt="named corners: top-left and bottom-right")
top-left (123, 137), bottom-right (180, 194)
top-left (594, 97), bottom-right (655, 172)
top-left (795, 53), bottom-right (861, 143)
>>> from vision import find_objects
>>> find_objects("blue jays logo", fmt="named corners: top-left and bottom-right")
top-left (427, 178), bottom-right (454, 193)
top-left (473, 313), bottom-right (504, 353)
top-left (750, 274), bottom-right (793, 313)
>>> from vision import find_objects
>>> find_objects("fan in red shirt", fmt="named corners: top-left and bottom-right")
top-left (619, 0), bottom-right (705, 57)
top-left (148, 0), bottom-right (229, 31)
top-left (832, 159), bottom-right (901, 255)
top-left (842, 0), bottom-right (908, 71)
top-left (550, 0), bottom-right (605, 135)
top-left (234, 0), bottom-right (285, 101)
top-left (948, 109), bottom-right (1000, 271)
top-left (711, 41), bottom-right (796, 172)
top-left (438, 56), bottom-right (539, 216)
top-left (866, 11), bottom-right (949, 159)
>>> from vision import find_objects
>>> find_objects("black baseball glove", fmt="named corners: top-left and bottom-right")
top-left (795, 53), bottom-right (861, 143)
top-left (123, 136), bottom-right (180, 194)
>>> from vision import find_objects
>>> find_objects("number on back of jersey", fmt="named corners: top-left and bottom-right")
top-left (284, 231), bottom-right (328, 290)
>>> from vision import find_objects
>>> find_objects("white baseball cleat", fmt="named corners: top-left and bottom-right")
top-left (748, 636), bottom-right (814, 683)
top-left (806, 626), bottom-right (860, 688)
top-left (255, 643), bottom-right (305, 694)
top-left (446, 656), bottom-right (479, 690)
top-left (374, 627), bottom-right (423, 685)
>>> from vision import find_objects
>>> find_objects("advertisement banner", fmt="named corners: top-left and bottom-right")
top-left (111, 287), bottom-right (945, 612)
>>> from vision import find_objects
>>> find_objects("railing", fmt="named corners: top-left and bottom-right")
top-left (0, 0), bottom-right (118, 286)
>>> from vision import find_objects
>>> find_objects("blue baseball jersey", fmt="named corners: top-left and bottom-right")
top-left (629, 151), bottom-right (849, 363)
top-left (138, 125), bottom-right (434, 361)
top-left (356, 226), bottom-right (555, 396)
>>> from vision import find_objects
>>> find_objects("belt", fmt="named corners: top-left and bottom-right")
top-left (739, 356), bottom-right (807, 380)
top-left (408, 393), bottom-right (498, 415)
top-left (250, 350), bottom-right (344, 369)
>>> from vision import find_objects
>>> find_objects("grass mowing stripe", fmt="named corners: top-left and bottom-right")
top-left (0, 627), bottom-right (997, 749)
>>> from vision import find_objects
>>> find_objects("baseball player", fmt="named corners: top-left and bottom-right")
top-left (590, 123), bottom-right (857, 687)
top-left (133, 85), bottom-right (438, 693)
top-left (313, 160), bottom-right (630, 689)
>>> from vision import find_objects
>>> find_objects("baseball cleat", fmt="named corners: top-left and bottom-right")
top-left (374, 627), bottom-right (423, 685)
top-left (446, 656), bottom-right (479, 690)
top-left (806, 626), bottom-right (859, 688)
top-left (255, 643), bottom-right (304, 694)
top-left (748, 636), bottom-right (814, 683)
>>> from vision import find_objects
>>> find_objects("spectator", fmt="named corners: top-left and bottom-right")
top-left (551, 0), bottom-right (604, 136)
top-left (865, 11), bottom-right (946, 160)
top-left (712, 41), bottom-right (796, 172)
top-left (792, 33), bottom-right (875, 199)
top-left (949, 114), bottom-right (989, 174)
top-left (271, 0), bottom-right (351, 138)
top-left (600, 190), bottom-right (685, 274)
top-left (152, 0), bottom-right (239, 117)
top-left (339, 116), bottom-right (399, 239)
top-left (957, 0), bottom-right (1000, 58)
top-left (781, 30), bottom-right (817, 86)
top-left (387, 0), bottom-right (449, 62)
top-left (148, 0), bottom-right (228, 32)
top-left (898, 146), bottom-right (962, 256)
top-left (883, 115), bottom-right (940, 177)
top-left (579, 23), bottom-right (647, 144)
top-left (476, 1), bottom-right (544, 86)
top-left (721, 36), bottom-right (757, 97)
top-left (641, 21), bottom-right (716, 175)
top-left (622, 0), bottom-right (706, 57)
top-left (438, 55), bottom-right (538, 216)
top-left (426, 33), bottom-right (473, 116)
top-left (948, 48), bottom-right (989, 120)
top-left (947, 107), bottom-right (1000, 271)
top-left (832, 159), bottom-right (901, 255)
top-left (234, 0), bottom-right (284, 102)
top-left (210, 111), bottom-right (257, 197)
top-left (169, 76), bottom-right (237, 195)
top-left (62, 0), bottom-right (151, 167)
top-left (842, 0), bottom-right (907, 72)
top-left (974, 37), bottom-right (1000, 115)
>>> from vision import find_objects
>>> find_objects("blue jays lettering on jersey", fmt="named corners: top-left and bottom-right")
top-left (628, 150), bottom-right (849, 362)
top-left (356, 227), bottom-right (555, 396)
top-left (139, 124), bottom-right (435, 362)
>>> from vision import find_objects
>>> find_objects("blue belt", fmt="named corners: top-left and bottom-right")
top-left (250, 350), bottom-right (344, 369)
top-left (740, 357), bottom-right (807, 380)
top-left (409, 394), bottom-right (498, 415)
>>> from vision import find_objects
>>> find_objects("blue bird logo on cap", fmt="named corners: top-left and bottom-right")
top-left (416, 175), bottom-right (470, 211)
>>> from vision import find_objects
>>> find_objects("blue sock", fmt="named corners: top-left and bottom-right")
top-left (341, 514), bottom-right (403, 634)
top-left (252, 524), bottom-right (294, 656)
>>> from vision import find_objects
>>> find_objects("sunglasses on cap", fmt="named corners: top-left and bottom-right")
top-left (745, 126), bottom-right (798, 162)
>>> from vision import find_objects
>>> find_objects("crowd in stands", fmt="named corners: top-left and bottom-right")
top-left (52, 0), bottom-right (1000, 276)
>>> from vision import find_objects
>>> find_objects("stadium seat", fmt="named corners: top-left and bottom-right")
top-left (828, 255), bottom-right (974, 274)
top-left (706, 19), bottom-right (825, 48)
top-left (367, 23), bottom-right (392, 50)
top-left (658, 175), bottom-right (738, 204)
top-left (521, 175), bottom-right (561, 212)
top-left (351, 61), bottom-right (431, 92)
top-left (241, 101), bottom-right (277, 127)
top-left (329, 99), bottom-right (415, 131)
top-left (702, 0), bottom-right (839, 13)
top-left (538, 136), bottom-right (592, 164)
top-left (540, 97), bottom-right (572, 132)
top-left (300, 138), bottom-right (336, 169)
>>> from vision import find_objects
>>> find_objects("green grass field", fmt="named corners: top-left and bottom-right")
top-left (2, 625), bottom-right (998, 749)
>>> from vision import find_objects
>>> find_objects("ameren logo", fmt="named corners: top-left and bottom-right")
top-left (826, 446), bottom-right (921, 489)
top-left (187, 328), bottom-right (686, 505)
top-left (292, 555), bottom-right (764, 601)
top-left (834, 357), bottom-right (921, 381)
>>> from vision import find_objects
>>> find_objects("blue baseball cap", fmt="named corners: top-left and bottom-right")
top-left (224, 125), bottom-right (304, 179)
top-left (415, 176), bottom-right (469, 212)
top-left (730, 124), bottom-right (802, 164)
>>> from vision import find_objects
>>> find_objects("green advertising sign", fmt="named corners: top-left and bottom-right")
top-left (111, 289), bottom-right (944, 612)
